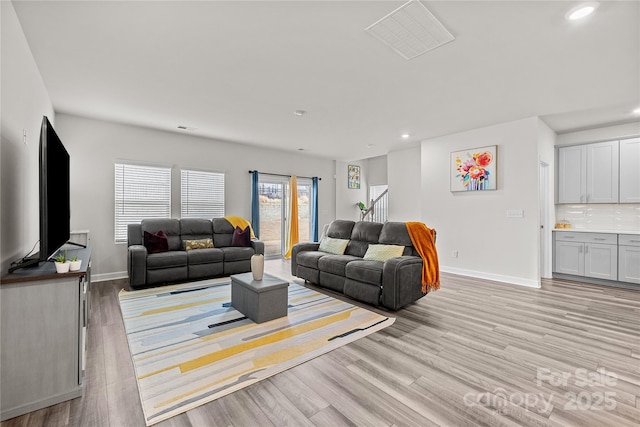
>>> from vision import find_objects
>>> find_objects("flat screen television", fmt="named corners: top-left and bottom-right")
top-left (39, 115), bottom-right (71, 262)
top-left (8, 116), bottom-right (70, 272)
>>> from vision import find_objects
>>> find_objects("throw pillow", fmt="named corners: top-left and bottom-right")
top-left (318, 236), bottom-right (349, 255)
top-left (144, 230), bottom-right (169, 254)
top-left (363, 244), bottom-right (405, 261)
top-left (231, 226), bottom-right (251, 247)
top-left (183, 238), bottom-right (214, 251)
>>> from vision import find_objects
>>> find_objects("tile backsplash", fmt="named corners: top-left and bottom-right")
top-left (555, 204), bottom-right (640, 231)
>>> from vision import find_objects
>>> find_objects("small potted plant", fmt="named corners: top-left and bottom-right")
top-left (54, 251), bottom-right (70, 273)
top-left (69, 256), bottom-right (82, 272)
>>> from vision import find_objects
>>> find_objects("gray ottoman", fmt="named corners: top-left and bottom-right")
top-left (230, 272), bottom-right (289, 323)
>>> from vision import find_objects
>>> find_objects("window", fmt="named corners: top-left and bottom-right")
top-left (114, 163), bottom-right (171, 243)
top-left (181, 169), bottom-right (225, 219)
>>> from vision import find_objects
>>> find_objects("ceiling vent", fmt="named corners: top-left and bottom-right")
top-left (365, 0), bottom-right (454, 60)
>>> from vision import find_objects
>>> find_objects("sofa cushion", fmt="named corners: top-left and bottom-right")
top-left (183, 238), bottom-right (214, 251)
top-left (212, 217), bottom-right (234, 247)
top-left (297, 251), bottom-right (327, 270)
top-left (187, 247), bottom-right (223, 265)
top-left (231, 226), bottom-right (251, 247)
top-left (147, 251), bottom-right (187, 270)
top-left (326, 220), bottom-right (355, 239)
top-left (221, 246), bottom-right (255, 262)
top-left (345, 260), bottom-right (384, 286)
top-left (318, 237), bottom-right (349, 255)
top-left (317, 254), bottom-right (361, 276)
top-left (180, 218), bottom-right (213, 241)
top-left (344, 221), bottom-right (383, 257)
top-left (141, 219), bottom-right (182, 251)
top-left (363, 244), bottom-right (405, 262)
top-left (144, 230), bottom-right (168, 254)
top-left (378, 222), bottom-right (415, 256)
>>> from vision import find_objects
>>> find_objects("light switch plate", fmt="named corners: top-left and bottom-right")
top-left (507, 209), bottom-right (524, 218)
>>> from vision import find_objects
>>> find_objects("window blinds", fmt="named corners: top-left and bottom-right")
top-left (114, 163), bottom-right (171, 242)
top-left (181, 169), bottom-right (225, 219)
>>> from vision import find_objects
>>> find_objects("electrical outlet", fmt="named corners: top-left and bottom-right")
top-left (452, 250), bottom-right (459, 258)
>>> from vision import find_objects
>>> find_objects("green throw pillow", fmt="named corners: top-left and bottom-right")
top-left (363, 244), bottom-right (405, 261)
top-left (318, 236), bottom-right (349, 255)
top-left (183, 238), bottom-right (214, 251)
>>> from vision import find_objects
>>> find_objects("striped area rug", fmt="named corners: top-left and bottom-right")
top-left (118, 277), bottom-right (395, 425)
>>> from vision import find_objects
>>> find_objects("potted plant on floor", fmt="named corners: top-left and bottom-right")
top-left (54, 251), bottom-right (70, 273)
top-left (69, 256), bottom-right (82, 272)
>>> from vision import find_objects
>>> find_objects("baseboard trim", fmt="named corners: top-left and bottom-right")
top-left (441, 266), bottom-right (540, 288)
top-left (92, 271), bottom-right (128, 283)
top-left (1, 388), bottom-right (82, 421)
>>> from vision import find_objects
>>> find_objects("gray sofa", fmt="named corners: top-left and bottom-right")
top-left (127, 218), bottom-right (264, 289)
top-left (291, 220), bottom-right (434, 310)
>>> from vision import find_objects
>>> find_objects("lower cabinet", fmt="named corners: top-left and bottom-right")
top-left (553, 232), bottom-right (618, 281)
top-left (619, 235), bottom-right (640, 284)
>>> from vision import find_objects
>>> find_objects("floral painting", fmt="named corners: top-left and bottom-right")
top-left (348, 164), bottom-right (360, 189)
top-left (450, 145), bottom-right (497, 192)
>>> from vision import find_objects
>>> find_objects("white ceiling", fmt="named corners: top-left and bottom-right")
top-left (12, 0), bottom-right (640, 161)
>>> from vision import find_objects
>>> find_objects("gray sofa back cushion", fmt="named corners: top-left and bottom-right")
top-left (326, 220), bottom-right (355, 239)
top-left (180, 218), bottom-right (213, 244)
top-left (212, 217), bottom-right (234, 247)
top-left (379, 221), bottom-right (418, 256)
top-left (345, 222), bottom-right (383, 257)
top-left (141, 219), bottom-right (182, 251)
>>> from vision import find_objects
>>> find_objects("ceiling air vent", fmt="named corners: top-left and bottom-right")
top-left (365, 0), bottom-right (454, 60)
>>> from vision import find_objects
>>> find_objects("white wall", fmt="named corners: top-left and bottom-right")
top-left (55, 114), bottom-right (335, 281)
top-left (387, 146), bottom-right (421, 222)
top-left (0, 1), bottom-right (55, 273)
top-left (420, 117), bottom-right (543, 287)
top-left (365, 155), bottom-right (387, 187)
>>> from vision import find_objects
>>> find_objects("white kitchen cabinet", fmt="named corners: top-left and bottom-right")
top-left (553, 232), bottom-right (617, 281)
top-left (619, 138), bottom-right (640, 203)
top-left (557, 141), bottom-right (619, 203)
top-left (618, 235), bottom-right (640, 284)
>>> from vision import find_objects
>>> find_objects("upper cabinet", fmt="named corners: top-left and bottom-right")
top-left (558, 140), bottom-right (618, 204)
top-left (619, 138), bottom-right (640, 203)
top-left (557, 138), bottom-right (640, 204)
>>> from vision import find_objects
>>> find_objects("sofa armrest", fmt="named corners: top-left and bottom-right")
top-left (250, 239), bottom-right (265, 255)
top-left (291, 242), bottom-right (320, 276)
top-left (128, 245), bottom-right (148, 288)
top-left (381, 256), bottom-right (424, 310)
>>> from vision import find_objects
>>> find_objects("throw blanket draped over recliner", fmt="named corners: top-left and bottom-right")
top-left (291, 220), bottom-right (439, 310)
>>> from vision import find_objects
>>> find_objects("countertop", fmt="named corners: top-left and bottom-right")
top-left (553, 228), bottom-right (640, 235)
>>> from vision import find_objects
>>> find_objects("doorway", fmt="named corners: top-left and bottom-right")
top-left (539, 161), bottom-right (552, 279)
top-left (258, 176), bottom-right (311, 258)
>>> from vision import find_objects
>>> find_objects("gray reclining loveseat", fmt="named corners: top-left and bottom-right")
top-left (291, 220), bottom-right (435, 310)
top-left (127, 217), bottom-right (264, 289)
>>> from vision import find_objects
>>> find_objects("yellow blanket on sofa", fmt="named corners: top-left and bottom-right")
top-left (224, 216), bottom-right (256, 239)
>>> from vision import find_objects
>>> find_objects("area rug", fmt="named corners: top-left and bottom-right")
top-left (118, 277), bottom-right (394, 425)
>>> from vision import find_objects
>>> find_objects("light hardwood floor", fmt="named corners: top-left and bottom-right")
top-left (2, 260), bottom-right (639, 427)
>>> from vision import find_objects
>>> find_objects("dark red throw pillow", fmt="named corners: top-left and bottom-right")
top-left (144, 230), bottom-right (169, 254)
top-left (231, 226), bottom-right (251, 247)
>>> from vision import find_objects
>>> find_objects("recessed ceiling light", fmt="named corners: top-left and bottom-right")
top-left (293, 110), bottom-right (307, 117)
top-left (366, 144), bottom-right (374, 148)
top-left (633, 107), bottom-right (640, 115)
top-left (401, 134), bottom-right (410, 139)
top-left (566, 2), bottom-right (599, 21)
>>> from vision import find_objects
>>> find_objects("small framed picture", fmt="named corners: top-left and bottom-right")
top-left (348, 165), bottom-right (360, 189)
top-left (451, 145), bottom-right (497, 192)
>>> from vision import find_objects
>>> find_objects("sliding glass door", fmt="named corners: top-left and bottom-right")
top-left (258, 176), bottom-right (311, 258)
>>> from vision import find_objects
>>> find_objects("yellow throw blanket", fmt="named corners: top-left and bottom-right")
top-left (224, 216), bottom-right (256, 239)
top-left (405, 222), bottom-right (440, 293)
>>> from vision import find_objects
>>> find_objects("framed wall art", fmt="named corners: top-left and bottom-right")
top-left (348, 165), bottom-right (360, 189)
top-left (451, 145), bottom-right (497, 192)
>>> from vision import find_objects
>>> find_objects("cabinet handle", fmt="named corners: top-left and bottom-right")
top-left (593, 238), bottom-right (606, 241)
top-left (585, 245), bottom-right (588, 254)
top-left (629, 240), bottom-right (640, 243)
top-left (564, 236), bottom-right (575, 239)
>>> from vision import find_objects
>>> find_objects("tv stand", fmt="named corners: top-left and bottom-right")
top-left (1, 247), bottom-right (91, 421)
top-left (65, 240), bottom-right (87, 249)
